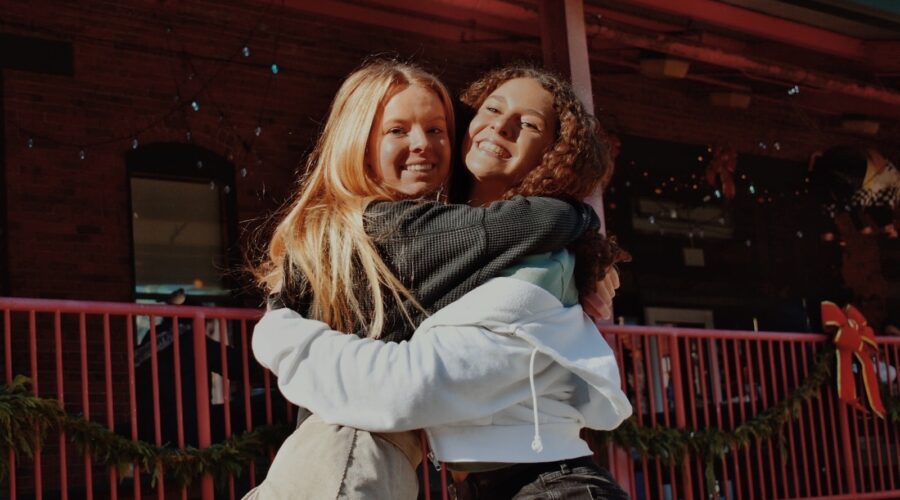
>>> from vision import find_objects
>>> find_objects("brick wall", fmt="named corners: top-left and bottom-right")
top-left (3, 0), bottom-right (897, 303)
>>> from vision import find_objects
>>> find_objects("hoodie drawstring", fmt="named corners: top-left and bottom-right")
top-left (528, 347), bottom-right (543, 453)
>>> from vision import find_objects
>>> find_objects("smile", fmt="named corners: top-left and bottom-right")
top-left (477, 141), bottom-right (511, 159)
top-left (405, 163), bottom-right (436, 172)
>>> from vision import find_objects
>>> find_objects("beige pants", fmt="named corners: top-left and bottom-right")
top-left (242, 414), bottom-right (419, 499)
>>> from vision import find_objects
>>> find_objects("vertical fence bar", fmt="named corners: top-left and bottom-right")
top-left (642, 335), bottom-right (664, 500)
top-left (240, 320), bottom-right (257, 487)
top-left (54, 311), bottom-right (69, 500)
top-left (667, 333), bottom-right (693, 500)
top-left (628, 336), bottom-right (651, 499)
top-left (241, 320), bottom-right (257, 487)
top-left (825, 388), bottom-right (845, 493)
top-left (217, 318), bottom-right (235, 500)
top-left (170, 318), bottom-right (188, 500)
top-left (731, 338), bottom-right (751, 500)
top-left (4, 308), bottom-right (16, 500)
top-left (103, 314), bottom-right (118, 500)
top-left (778, 340), bottom-right (800, 498)
top-left (126, 315), bottom-right (141, 500)
top-left (79, 313), bottom-right (94, 500)
top-left (193, 313), bottom-right (215, 499)
top-left (838, 401), bottom-right (858, 494)
top-left (29, 310), bottom-right (42, 500)
top-left (147, 317), bottom-right (165, 500)
top-left (799, 343), bottom-right (823, 497)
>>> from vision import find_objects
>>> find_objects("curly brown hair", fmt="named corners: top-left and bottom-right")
top-left (460, 64), bottom-right (629, 293)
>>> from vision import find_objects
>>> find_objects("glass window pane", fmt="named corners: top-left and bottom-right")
top-left (131, 177), bottom-right (227, 297)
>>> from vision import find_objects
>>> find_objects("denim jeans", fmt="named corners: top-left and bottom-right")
top-left (449, 457), bottom-right (629, 500)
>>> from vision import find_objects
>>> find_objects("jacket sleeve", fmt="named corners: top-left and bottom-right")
top-left (252, 308), bottom-right (548, 432)
top-left (369, 196), bottom-right (598, 263)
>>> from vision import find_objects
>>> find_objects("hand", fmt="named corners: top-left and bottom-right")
top-left (581, 267), bottom-right (620, 321)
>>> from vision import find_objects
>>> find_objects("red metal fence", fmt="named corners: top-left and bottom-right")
top-left (602, 324), bottom-right (900, 500)
top-left (2, 298), bottom-right (898, 499)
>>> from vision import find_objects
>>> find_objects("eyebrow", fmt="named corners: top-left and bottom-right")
top-left (485, 95), bottom-right (547, 120)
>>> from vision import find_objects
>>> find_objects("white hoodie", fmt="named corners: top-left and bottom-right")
top-left (253, 277), bottom-right (633, 464)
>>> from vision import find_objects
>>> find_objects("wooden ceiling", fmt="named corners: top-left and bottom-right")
top-left (277, 0), bottom-right (900, 121)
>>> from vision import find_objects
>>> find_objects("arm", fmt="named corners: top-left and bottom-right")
top-left (367, 196), bottom-right (600, 310)
top-left (253, 308), bottom-right (546, 432)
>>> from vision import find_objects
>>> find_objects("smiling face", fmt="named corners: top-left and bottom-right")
top-left (368, 84), bottom-right (451, 198)
top-left (463, 77), bottom-right (557, 202)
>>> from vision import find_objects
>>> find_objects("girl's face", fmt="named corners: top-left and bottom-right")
top-left (368, 84), bottom-right (451, 198)
top-left (463, 77), bottom-right (557, 190)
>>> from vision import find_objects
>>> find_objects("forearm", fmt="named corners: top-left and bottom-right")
top-left (253, 308), bottom-right (538, 431)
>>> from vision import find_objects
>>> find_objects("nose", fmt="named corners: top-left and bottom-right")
top-left (490, 113), bottom-right (515, 138)
top-left (409, 126), bottom-right (428, 152)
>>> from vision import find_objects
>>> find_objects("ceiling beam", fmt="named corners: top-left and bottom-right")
top-left (589, 22), bottom-right (900, 114)
top-left (622, 0), bottom-right (865, 60)
top-left (280, 0), bottom-right (536, 43)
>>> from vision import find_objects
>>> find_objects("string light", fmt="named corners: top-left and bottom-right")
top-left (240, 168), bottom-right (248, 177)
top-left (78, 149), bottom-right (86, 160)
top-left (26, 138), bottom-right (34, 149)
top-left (270, 64), bottom-right (279, 75)
top-left (191, 101), bottom-right (200, 112)
top-left (788, 85), bottom-right (800, 95)
top-left (209, 181), bottom-right (216, 190)
top-left (131, 138), bottom-right (139, 149)
top-left (242, 46), bottom-right (251, 57)
top-left (749, 184), bottom-right (756, 195)
top-left (254, 126), bottom-right (262, 136)
top-left (196, 160), bottom-right (204, 169)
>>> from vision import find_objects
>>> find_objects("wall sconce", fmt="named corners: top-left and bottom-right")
top-left (709, 92), bottom-right (751, 109)
top-left (639, 56), bottom-right (690, 79)
top-left (841, 116), bottom-right (880, 135)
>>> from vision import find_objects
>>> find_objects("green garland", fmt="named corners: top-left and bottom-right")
top-left (0, 375), bottom-right (292, 487)
top-left (2, 343), bottom-right (898, 497)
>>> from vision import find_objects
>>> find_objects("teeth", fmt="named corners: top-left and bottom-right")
top-left (406, 163), bottom-right (434, 172)
top-left (478, 141), bottom-right (510, 159)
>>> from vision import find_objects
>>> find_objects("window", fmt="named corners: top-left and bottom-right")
top-left (127, 143), bottom-right (238, 305)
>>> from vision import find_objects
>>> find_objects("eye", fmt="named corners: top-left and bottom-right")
top-left (428, 127), bottom-right (444, 135)
top-left (388, 127), bottom-right (406, 136)
top-left (521, 120), bottom-right (539, 130)
top-left (485, 106), bottom-right (500, 114)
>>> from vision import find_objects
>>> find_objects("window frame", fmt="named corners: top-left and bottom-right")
top-left (125, 143), bottom-right (240, 306)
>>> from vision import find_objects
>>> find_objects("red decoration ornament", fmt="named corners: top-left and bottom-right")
top-left (705, 145), bottom-right (737, 200)
top-left (821, 301), bottom-right (886, 418)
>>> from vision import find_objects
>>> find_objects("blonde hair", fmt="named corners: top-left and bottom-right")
top-left (258, 60), bottom-right (455, 339)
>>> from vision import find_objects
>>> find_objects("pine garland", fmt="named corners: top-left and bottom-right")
top-left (0, 375), bottom-right (292, 486)
top-left (1, 342), bottom-right (897, 496)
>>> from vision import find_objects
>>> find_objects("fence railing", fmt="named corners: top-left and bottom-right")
top-left (601, 324), bottom-right (900, 500)
top-left (2, 298), bottom-right (898, 499)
